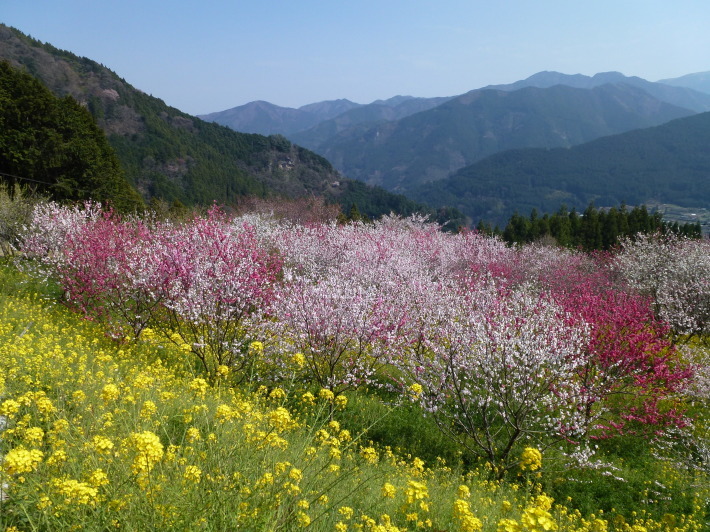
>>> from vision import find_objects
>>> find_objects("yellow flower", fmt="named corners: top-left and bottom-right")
top-left (409, 383), bottom-right (423, 396)
top-left (458, 484), bottom-right (471, 499)
top-left (381, 482), bottom-right (397, 498)
top-left (23, 426), bottom-right (44, 445)
top-left (335, 522), bottom-right (348, 531)
top-left (186, 427), bottom-right (202, 442)
top-left (183, 465), bottom-right (202, 483)
top-left (52, 478), bottom-right (99, 506)
top-left (292, 352), bottom-right (306, 367)
top-left (140, 400), bottom-right (157, 419)
top-left (0, 399), bottom-right (21, 417)
top-left (301, 392), bottom-right (316, 405)
top-left (360, 446), bottom-right (379, 464)
top-left (34, 395), bottom-right (55, 415)
top-left (534, 494), bottom-right (554, 511)
top-left (297, 511), bottom-right (311, 528)
top-left (453, 499), bottom-right (483, 531)
top-left (126, 430), bottom-right (164, 475)
top-left (92, 435), bottom-right (115, 455)
top-left (405, 480), bottom-right (429, 504)
top-left (339, 506), bottom-right (355, 520)
top-left (188, 378), bottom-right (208, 398)
top-left (215, 404), bottom-right (235, 423)
top-left (319, 388), bottom-right (335, 401)
top-left (216, 364), bottom-right (230, 377)
top-left (46, 449), bottom-right (68, 466)
top-left (269, 407), bottom-right (294, 431)
top-left (72, 390), bottom-right (87, 403)
top-left (335, 394), bottom-right (348, 410)
top-left (497, 518), bottom-right (521, 532)
top-left (101, 383), bottom-right (120, 402)
top-left (249, 341), bottom-right (264, 353)
top-left (520, 447), bottom-right (543, 471)
top-left (2, 447), bottom-right (44, 475)
top-left (88, 468), bottom-right (110, 487)
top-left (269, 387), bottom-right (286, 400)
top-left (520, 506), bottom-right (557, 531)
top-left (289, 467), bottom-right (303, 482)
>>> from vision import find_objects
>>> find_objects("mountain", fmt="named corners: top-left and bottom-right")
top-left (289, 96), bottom-right (453, 151)
top-left (198, 96), bottom-right (450, 139)
top-left (658, 71), bottom-right (710, 96)
top-left (408, 111), bottom-right (710, 225)
top-left (0, 24), bottom-right (442, 220)
top-left (485, 70), bottom-right (710, 112)
top-left (198, 99), bottom-right (362, 136)
top-left (308, 83), bottom-right (695, 192)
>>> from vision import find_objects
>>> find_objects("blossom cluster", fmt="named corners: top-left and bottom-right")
top-left (18, 205), bottom-right (696, 470)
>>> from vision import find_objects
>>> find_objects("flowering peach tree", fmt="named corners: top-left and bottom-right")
top-left (392, 277), bottom-right (591, 475)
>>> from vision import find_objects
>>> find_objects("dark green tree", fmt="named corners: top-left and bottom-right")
top-left (0, 61), bottom-right (143, 211)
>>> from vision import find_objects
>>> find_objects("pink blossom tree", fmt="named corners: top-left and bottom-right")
top-left (152, 208), bottom-right (282, 381)
top-left (529, 250), bottom-right (692, 438)
top-left (616, 233), bottom-right (710, 341)
top-left (391, 277), bottom-right (591, 475)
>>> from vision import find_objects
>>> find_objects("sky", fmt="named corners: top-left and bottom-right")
top-left (3, 0), bottom-right (710, 115)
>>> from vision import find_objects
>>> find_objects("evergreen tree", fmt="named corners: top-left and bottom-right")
top-left (0, 61), bottom-right (143, 211)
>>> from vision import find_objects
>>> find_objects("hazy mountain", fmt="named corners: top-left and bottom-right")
top-left (198, 99), bottom-right (362, 136)
top-left (409, 111), bottom-right (710, 225)
top-left (311, 83), bottom-right (694, 192)
top-left (658, 71), bottom-right (710, 96)
top-left (485, 70), bottom-right (710, 112)
top-left (289, 96), bottom-right (453, 151)
top-left (199, 95), bottom-right (449, 139)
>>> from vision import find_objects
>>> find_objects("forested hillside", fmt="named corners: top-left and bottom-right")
top-left (0, 24), bottom-right (444, 220)
top-left (411, 111), bottom-right (710, 225)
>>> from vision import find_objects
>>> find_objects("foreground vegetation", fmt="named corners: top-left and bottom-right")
top-left (1, 196), bottom-right (709, 530)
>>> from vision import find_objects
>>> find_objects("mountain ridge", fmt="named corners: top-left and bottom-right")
top-left (658, 71), bottom-right (710, 96)
top-left (408, 110), bottom-right (710, 225)
top-left (202, 70), bottom-right (709, 197)
top-left (306, 82), bottom-right (695, 192)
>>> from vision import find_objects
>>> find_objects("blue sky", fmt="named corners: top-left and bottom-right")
top-left (4, 1), bottom-right (710, 115)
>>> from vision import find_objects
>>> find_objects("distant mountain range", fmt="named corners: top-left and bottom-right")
top-left (295, 83), bottom-right (697, 192)
top-left (198, 95), bottom-right (452, 137)
top-left (203, 70), bottom-right (710, 198)
top-left (658, 71), bottom-right (710, 96)
top-left (485, 70), bottom-right (710, 112)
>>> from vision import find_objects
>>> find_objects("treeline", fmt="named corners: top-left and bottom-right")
top-left (478, 204), bottom-right (703, 250)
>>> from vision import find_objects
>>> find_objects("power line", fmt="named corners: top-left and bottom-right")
top-left (0, 170), bottom-right (145, 205)
top-left (0, 171), bottom-right (52, 186)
